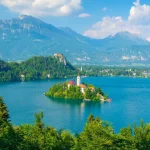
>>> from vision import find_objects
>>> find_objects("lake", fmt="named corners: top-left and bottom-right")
top-left (0, 77), bottom-right (150, 133)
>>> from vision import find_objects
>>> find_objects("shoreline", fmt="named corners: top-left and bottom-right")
top-left (45, 94), bottom-right (112, 103)
top-left (0, 75), bottom-right (149, 84)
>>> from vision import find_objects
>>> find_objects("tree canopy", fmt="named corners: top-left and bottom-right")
top-left (45, 82), bottom-right (108, 101)
top-left (0, 56), bottom-right (77, 82)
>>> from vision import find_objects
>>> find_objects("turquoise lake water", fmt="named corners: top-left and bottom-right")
top-left (0, 77), bottom-right (150, 133)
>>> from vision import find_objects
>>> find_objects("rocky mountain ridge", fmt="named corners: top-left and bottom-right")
top-left (0, 15), bottom-right (150, 65)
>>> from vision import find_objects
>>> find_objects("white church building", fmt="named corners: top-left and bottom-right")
top-left (68, 75), bottom-right (87, 93)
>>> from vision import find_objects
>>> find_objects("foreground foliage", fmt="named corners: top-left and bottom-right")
top-left (0, 56), bottom-right (77, 82)
top-left (0, 96), bottom-right (150, 150)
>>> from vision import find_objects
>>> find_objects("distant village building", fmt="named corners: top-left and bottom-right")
top-left (21, 74), bottom-right (25, 78)
top-left (47, 74), bottom-right (51, 78)
top-left (133, 73), bottom-right (136, 76)
top-left (21, 74), bottom-right (25, 81)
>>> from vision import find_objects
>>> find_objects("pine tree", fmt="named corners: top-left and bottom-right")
top-left (35, 111), bottom-right (44, 130)
top-left (0, 96), bottom-right (10, 123)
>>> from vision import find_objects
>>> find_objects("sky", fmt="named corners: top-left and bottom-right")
top-left (0, 0), bottom-right (150, 40)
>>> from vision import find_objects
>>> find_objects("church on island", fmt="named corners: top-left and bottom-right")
top-left (68, 75), bottom-right (92, 93)
top-left (45, 74), bottom-right (111, 102)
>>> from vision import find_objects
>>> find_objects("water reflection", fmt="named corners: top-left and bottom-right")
top-left (44, 97), bottom-right (104, 132)
top-left (48, 97), bottom-right (103, 109)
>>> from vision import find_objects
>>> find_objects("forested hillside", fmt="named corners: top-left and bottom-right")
top-left (1, 96), bottom-right (150, 150)
top-left (0, 55), bottom-right (77, 82)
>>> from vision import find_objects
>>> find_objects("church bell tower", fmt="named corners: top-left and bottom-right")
top-left (77, 74), bottom-right (81, 86)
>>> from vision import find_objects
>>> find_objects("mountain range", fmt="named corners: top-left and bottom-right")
top-left (0, 15), bottom-right (150, 65)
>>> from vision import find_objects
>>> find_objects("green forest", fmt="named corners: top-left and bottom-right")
top-left (1, 96), bottom-right (150, 150)
top-left (79, 65), bottom-right (150, 78)
top-left (0, 56), bottom-right (77, 82)
top-left (45, 82), bottom-right (108, 101)
top-left (1, 55), bottom-right (150, 83)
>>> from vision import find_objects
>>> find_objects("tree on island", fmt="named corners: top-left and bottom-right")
top-left (45, 81), bottom-right (109, 101)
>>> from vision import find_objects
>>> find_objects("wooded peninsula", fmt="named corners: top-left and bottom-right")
top-left (0, 54), bottom-right (77, 82)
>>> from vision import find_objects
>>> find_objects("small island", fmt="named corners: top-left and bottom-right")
top-left (45, 74), bottom-right (111, 102)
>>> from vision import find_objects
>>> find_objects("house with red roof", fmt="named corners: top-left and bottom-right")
top-left (79, 84), bottom-right (87, 93)
top-left (68, 80), bottom-right (76, 88)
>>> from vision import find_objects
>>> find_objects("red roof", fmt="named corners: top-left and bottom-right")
top-left (80, 84), bottom-right (86, 88)
top-left (68, 80), bottom-right (76, 85)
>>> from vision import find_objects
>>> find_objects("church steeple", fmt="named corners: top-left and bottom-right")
top-left (81, 66), bottom-right (82, 72)
top-left (77, 73), bottom-right (81, 86)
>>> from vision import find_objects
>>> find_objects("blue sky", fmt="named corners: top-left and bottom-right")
top-left (1, 0), bottom-right (150, 40)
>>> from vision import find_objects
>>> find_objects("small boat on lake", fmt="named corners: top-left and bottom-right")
top-left (106, 99), bottom-right (112, 102)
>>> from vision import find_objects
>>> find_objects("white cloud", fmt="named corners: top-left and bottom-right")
top-left (146, 36), bottom-right (150, 42)
top-left (84, 16), bottom-right (139, 39)
top-left (84, 0), bottom-right (150, 40)
top-left (0, 0), bottom-right (82, 16)
top-left (102, 7), bottom-right (107, 11)
top-left (78, 13), bottom-right (91, 18)
top-left (128, 0), bottom-right (150, 24)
